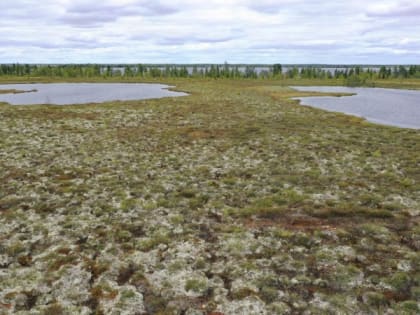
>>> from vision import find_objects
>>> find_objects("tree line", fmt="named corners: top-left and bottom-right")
top-left (1, 64), bottom-right (420, 82)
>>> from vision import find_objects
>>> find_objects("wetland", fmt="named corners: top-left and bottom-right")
top-left (0, 79), bottom-right (419, 314)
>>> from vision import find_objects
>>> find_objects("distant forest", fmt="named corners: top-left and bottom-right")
top-left (1, 64), bottom-right (420, 85)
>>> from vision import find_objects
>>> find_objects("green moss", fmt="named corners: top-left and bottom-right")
top-left (169, 214), bottom-right (184, 225)
top-left (168, 260), bottom-right (185, 272)
top-left (138, 233), bottom-right (170, 251)
top-left (272, 228), bottom-right (294, 239)
top-left (230, 289), bottom-right (256, 302)
top-left (178, 188), bottom-right (196, 198)
top-left (120, 289), bottom-right (136, 300)
top-left (43, 303), bottom-right (64, 315)
top-left (185, 278), bottom-right (208, 294)
top-left (389, 272), bottom-right (412, 292)
top-left (268, 302), bottom-right (291, 314)
top-left (259, 286), bottom-right (278, 303)
top-left (6, 241), bottom-right (26, 256)
top-left (395, 300), bottom-right (420, 314)
top-left (330, 264), bottom-right (363, 290)
top-left (410, 286), bottom-right (420, 300)
top-left (362, 291), bottom-right (387, 308)
top-left (114, 229), bottom-right (132, 243)
top-left (120, 198), bottom-right (137, 211)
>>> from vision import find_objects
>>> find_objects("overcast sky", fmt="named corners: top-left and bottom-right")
top-left (1, 0), bottom-right (420, 64)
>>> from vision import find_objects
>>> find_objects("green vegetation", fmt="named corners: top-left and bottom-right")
top-left (1, 63), bottom-right (420, 87)
top-left (0, 88), bottom-right (36, 94)
top-left (0, 78), bottom-right (419, 314)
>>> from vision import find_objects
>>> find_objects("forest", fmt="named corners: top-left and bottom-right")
top-left (1, 63), bottom-right (420, 84)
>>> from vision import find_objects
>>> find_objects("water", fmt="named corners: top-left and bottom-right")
top-left (291, 86), bottom-right (420, 129)
top-left (0, 83), bottom-right (187, 105)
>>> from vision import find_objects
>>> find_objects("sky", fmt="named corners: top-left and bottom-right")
top-left (1, 0), bottom-right (420, 64)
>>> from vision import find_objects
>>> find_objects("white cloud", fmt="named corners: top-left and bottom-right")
top-left (0, 0), bottom-right (419, 63)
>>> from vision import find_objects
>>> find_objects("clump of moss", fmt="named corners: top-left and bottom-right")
top-left (259, 286), bottom-right (278, 303)
top-left (138, 231), bottom-right (171, 251)
top-left (84, 258), bottom-right (109, 281)
top-left (362, 291), bottom-right (387, 308)
top-left (185, 278), bottom-right (209, 295)
top-left (47, 253), bottom-right (78, 271)
top-left (17, 254), bottom-right (32, 267)
top-left (6, 241), bottom-right (26, 256)
top-left (394, 300), bottom-right (420, 314)
top-left (388, 272), bottom-right (412, 293)
top-left (91, 284), bottom-right (118, 300)
top-left (43, 303), bottom-right (64, 315)
top-left (117, 263), bottom-right (137, 285)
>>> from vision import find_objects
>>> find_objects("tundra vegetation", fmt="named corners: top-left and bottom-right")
top-left (0, 78), bottom-right (419, 314)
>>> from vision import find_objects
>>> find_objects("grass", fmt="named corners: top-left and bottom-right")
top-left (0, 78), bottom-right (419, 314)
top-left (0, 88), bottom-right (37, 94)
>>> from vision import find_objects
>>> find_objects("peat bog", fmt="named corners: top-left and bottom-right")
top-left (0, 80), bottom-right (419, 314)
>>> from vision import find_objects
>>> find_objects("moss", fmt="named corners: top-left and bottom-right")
top-left (231, 287), bottom-right (256, 300)
top-left (91, 284), bottom-right (118, 300)
top-left (1, 78), bottom-right (419, 313)
top-left (330, 264), bottom-right (363, 290)
top-left (185, 278), bottom-right (208, 294)
top-left (120, 289), bottom-right (136, 300)
top-left (47, 254), bottom-right (78, 271)
top-left (117, 263), bottom-right (136, 285)
top-left (138, 233), bottom-right (170, 252)
top-left (241, 205), bottom-right (287, 219)
top-left (84, 259), bottom-right (109, 280)
top-left (394, 300), bottom-right (420, 314)
top-left (410, 286), bottom-right (420, 300)
top-left (272, 228), bottom-right (294, 239)
top-left (6, 242), bottom-right (26, 256)
top-left (144, 295), bottom-right (167, 314)
top-left (268, 302), bottom-right (291, 314)
top-left (362, 291), bottom-right (388, 308)
top-left (188, 194), bottom-right (210, 209)
top-left (388, 272), bottom-right (412, 292)
top-left (114, 229), bottom-right (132, 243)
top-left (178, 188), bottom-right (196, 198)
top-left (169, 214), bottom-right (184, 225)
top-left (259, 286), bottom-right (278, 303)
top-left (120, 198), bottom-right (137, 211)
top-left (194, 258), bottom-right (207, 270)
top-left (43, 303), bottom-right (64, 315)
top-left (168, 260), bottom-right (185, 272)
top-left (17, 254), bottom-right (32, 267)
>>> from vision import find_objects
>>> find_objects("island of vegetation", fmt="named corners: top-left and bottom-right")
top-left (0, 65), bottom-right (419, 314)
top-left (0, 88), bottom-right (37, 95)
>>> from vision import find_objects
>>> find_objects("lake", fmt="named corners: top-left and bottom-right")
top-left (0, 83), bottom-right (187, 105)
top-left (291, 86), bottom-right (420, 129)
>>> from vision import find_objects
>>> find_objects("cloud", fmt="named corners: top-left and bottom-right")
top-left (0, 0), bottom-right (419, 64)
top-left (246, 0), bottom-right (304, 14)
top-left (0, 38), bottom-right (109, 50)
top-left (367, 2), bottom-right (420, 17)
top-left (58, 1), bottom-right (179, 27)
top-left (251, 41), bottom-right (347, 51)
top-left (156, 35), bottom-right (238, 46)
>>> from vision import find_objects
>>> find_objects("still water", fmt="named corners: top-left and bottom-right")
top-left (0, 83), bottom-right (187, 105)
top-left (291, 86), bottom-right (420, 129)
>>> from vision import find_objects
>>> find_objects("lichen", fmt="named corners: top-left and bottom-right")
top-left (0, 79), bottom-right (419, 314)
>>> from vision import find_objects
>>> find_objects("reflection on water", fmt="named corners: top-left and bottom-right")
top-left (0, 83), bottom-right (187, 105)
top-left (291, 86), bottom-right (420, 129)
